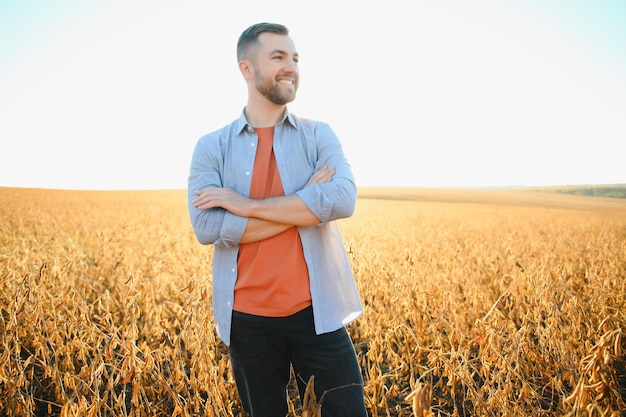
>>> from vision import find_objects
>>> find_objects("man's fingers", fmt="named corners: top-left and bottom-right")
top-left (317, 166), bottom-right (335, 183)
top-left (193, 189), bottom-right (218, 208)
top-left (192, 190), bottom-right (207, 206)
top-left (306, 166), bottom-right (335, 187)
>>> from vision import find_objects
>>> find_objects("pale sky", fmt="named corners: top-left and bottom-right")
top-left (1, 0), bottom-right (625, 190)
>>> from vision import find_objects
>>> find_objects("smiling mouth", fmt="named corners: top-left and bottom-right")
top-left (278, 79), bottom-right (294, 85)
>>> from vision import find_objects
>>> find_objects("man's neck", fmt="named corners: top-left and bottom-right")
top-left (244, 100), bottom-right (286, 128)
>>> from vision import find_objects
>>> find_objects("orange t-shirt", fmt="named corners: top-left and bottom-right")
top-left (233, 126), bottom-right (312, 316)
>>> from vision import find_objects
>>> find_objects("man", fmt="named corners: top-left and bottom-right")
top-left (188, 22), bottom-right (367, 417)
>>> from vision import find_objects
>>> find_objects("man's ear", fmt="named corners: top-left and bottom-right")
top-left (239, 60), bottom-right (254, 80)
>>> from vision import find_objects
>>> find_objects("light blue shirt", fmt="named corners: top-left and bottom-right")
top-left (188, 109), bottom-right (363, 346)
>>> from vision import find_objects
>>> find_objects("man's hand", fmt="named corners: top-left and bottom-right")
top-left (193, 188), bottom-right (252, 216)
top-left (305, 165), bottom-right (335, 187)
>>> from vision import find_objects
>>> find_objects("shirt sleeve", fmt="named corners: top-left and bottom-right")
top-left (295, 122), bottom-right (357, 223)
top-left (187, 134), bottom-right (248, 247)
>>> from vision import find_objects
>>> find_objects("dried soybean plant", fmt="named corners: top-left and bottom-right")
top-left (343, 192), bottom-right (626, 416)
top-left (1, 187), bottom-right (625, 416)
top-left (1, 189), bottom-right (241, 416)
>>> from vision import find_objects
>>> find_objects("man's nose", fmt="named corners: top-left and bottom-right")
top-left (284, 59), bottom-right (298, 72)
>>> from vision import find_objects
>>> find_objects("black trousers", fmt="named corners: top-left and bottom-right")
top-left (228, 306), bottom-right (368, 417)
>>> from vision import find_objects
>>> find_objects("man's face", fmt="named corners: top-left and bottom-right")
top-left (251, 32), bottom-right (299, 105)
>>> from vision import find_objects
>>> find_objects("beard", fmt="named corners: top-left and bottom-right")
top-left (254, 70), bottom-right (298, 105)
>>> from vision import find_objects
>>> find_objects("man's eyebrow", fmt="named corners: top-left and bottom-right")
top-left (269, 49), bottom-right (299, 58)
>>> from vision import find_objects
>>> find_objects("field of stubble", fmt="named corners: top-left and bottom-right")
top-left (1, 186), bottom-right (625, 416)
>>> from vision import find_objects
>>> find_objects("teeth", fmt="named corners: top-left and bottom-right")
top-left (278, 80), bottom-right (293, 85)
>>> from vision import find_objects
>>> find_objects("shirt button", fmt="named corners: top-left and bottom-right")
top-left (245, 171), bottom-right (250, 176)
top-left (232, 268), bottom-right (236, 272)
top-left (250, 143), bottom-right (255, 147)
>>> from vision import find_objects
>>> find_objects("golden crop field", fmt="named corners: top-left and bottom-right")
top-left (1, 186), bottom-right (625, 417)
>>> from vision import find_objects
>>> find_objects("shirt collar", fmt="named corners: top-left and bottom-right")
top-left (235, 108), bottom-right (298, 135)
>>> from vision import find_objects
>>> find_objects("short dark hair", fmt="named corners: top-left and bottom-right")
top-left (237, 22), bottom-right (289, 62)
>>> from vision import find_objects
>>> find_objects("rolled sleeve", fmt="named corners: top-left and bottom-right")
top-left (295, 179), bottom-right (356, 223)
top-left (187, 140), bottom-right (224, 245)
top-left (188, 206), bottom-right (224, 245)
top-left (295, 185), bottom-right (333, 223)
top-left (187, 125), bottom-right (251, 248)
top-left (218, 211), bottom-right (248, 247)
top-left (293, 121), bottom-right (356, 223)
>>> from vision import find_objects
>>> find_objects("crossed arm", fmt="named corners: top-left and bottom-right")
top-left (192, 166), bottom-right (335, 244)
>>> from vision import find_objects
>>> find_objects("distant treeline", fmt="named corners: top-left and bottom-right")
top-left (532, 185), bottom-right (626, 199)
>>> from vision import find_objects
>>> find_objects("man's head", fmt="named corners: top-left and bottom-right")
top-left (237, 22), bottom-right (290, 62)
top-left (237, 23), bottom-right (299, 106)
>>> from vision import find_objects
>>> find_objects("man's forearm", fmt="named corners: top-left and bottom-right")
top-left (237, 194), bottom-right (321, 244)
top-left (240, 217), bottom-right (292, 244)
top-left (247, 193), bottom-right (321, 226)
